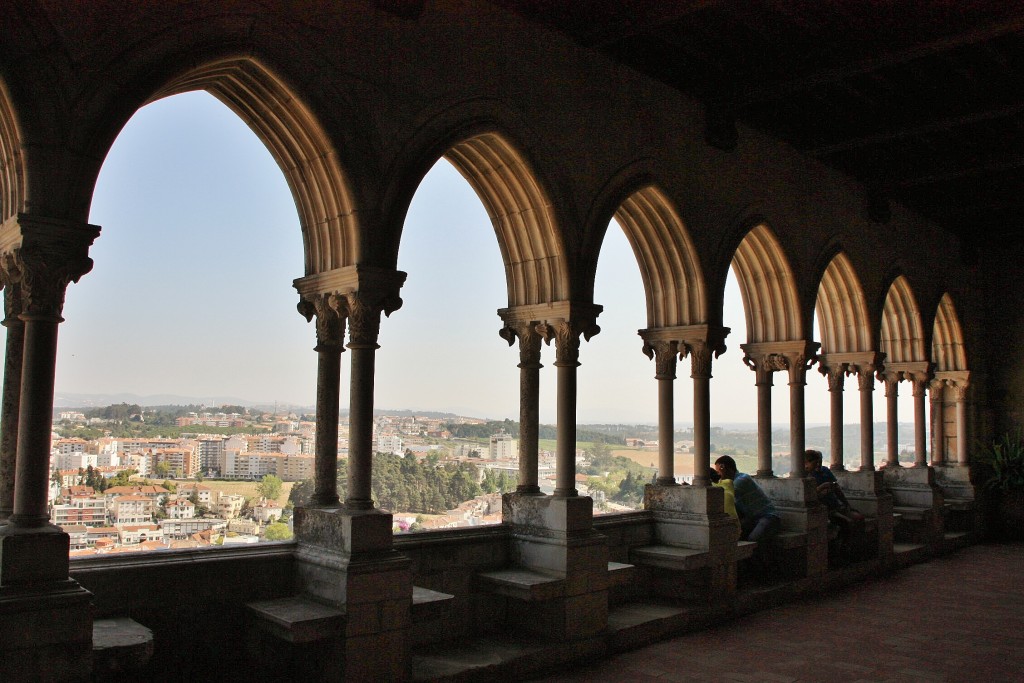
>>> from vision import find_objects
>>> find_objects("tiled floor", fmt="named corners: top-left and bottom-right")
top-left (530, 543), bottom-right (1024, 682)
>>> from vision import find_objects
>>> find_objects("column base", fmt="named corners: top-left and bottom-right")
top-left (756, 477), bottom-right (829, 578)
top-left (293, 507), bottom-right (412, 681)
top-left (501, 493), bottom-right (608, 640)
top-left (0, 580), bottom-right (94, 682)
top-left (0, 524), bottom-right (71, 586)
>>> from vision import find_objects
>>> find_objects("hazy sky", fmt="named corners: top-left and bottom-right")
top-left (2, 92), bottom-right (917, 426)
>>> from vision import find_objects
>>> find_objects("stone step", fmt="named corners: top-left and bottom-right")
top-left (607, 601), bottom-right (692, 652)
top-left (944, 498), bottom-right (975, 512)
top-left (412, 585), bottom-right (455, 623)
top-left (893, 542), bottom-right (929, 568)
top-left (736, 540), bottom-right (757, 560)
top-left (631, 545), bottom-right (709, 571)
top-left (892, 506), bottom-right (927, 521)
top-left (246, 595), bottom-right (346, 643)
top-left (92, 617), bottom-right (154, 676)
top-left (477, 567), bottom-right (565, 601)
top-left (607, 561), bottom-right (637, 587)
top-left (770, 531), bottom-right (808, 549)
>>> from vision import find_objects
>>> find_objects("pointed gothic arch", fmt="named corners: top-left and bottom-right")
top-left (815, 252), bottom-right (872, 354)
top-left (442, 132), bottom-right (570, 307)
top-left (730, 223), bottom-right (802, 342)
top-left (151, 58), bottom-right (358, 276)
top-left (933, 293), bottom-right (967, 371)
top-left (0, 79), bottom-right (24, 223)
top-left (880, 275), bottom-right (927, 363)
top-left (612, 185), bottom-right (705, 327)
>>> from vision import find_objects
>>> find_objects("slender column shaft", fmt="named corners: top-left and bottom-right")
top-left (885, 377), bottom-right (900, 467)
top-left (789, 367), bottom-right (806, 477)
top-left (347, 345), bottom-right (376, 508)
top-left (518, 357), bottom-right (541, 492)
top-left (312, 348), bottom-right (342, 506)
top-left (826, 367), bottom-right (845, 470)
top-left (913, 379), bottom-right (927, 467)
top-left (858, 370), bottom-right (875, 471)
top-left (10, 318), bottom-right (60, 527)
top-left (931, 381), bottom-right (946, 465)
top-left (643, 339), bottom-right (678, 486)
top-left (554, 358), bottom-right (578, 496)
top-left (756, 374), bottom-right (773, 477)
top-left (0, 309), bottom-right (24, 522)
top-left (692, 370), bottom-right (711, 486)
top-left (657, 376), bottom-right (674, 483)
top-left (955, 384), bottom-right (969, 465)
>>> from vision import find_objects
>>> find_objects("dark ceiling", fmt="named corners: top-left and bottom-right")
top-left (494, 0), bottom-right (1024, 252)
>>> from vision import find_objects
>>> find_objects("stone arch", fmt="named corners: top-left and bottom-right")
top-left (730, 223), bottom-right (802, 342)
top-left (435, 132), bottom-right (570, 307)
top-left (149, 57), bottom-right (358, 276)
top-left (0, 78), bottom-right (24, 222)
top-left (815, 252), bottom-right (872, 354)
top-left (880, 275), bottom-right (927, 363)
top-left (933, 293), bottom-right (967, 372)
top-left (611, 185), bottom-right (706, 328)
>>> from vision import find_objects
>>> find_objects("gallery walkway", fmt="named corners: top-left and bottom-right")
top-left (529, 543), bottom-right (1024, 682)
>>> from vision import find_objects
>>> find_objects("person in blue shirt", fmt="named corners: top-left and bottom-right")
top-left (713, 455), bottom-right (780, 545)
top-left (804, 449), bottom-right (864, 565)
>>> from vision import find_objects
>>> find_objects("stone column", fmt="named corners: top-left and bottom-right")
top-left (785, 345), bottom-right (817, 477)
top-left (822, 364), bottom-right (847, 471)
top-left (538, 315), bottom-right (600, 497)
top-left (911, 374), bottom-right (929, 467)
top-left (0, 258), bottom-right (24, 524)
top-left (855, 364), bottom-right (876, 471)
top-left (500, 321), bottom-right (543, 494)
top-left (297, 292), bottom-right (348, 507)
top-left (883, 372), bottom-right (901, 468)
top-left (686, 340), bottom-right (717, 487)
top-left (745, 353), bottom-right (785, 477)
top-left (952, 379), bottom-right (969, 466)
top-left (344, 289), bottom-right (402, 509)
top-left (642, 339), bottom-right (679, 485)
top-left (930, 379), bottom-right (946, 465)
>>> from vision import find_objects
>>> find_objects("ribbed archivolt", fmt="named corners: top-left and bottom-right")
top-left (614, 186), bottom-right (705, 328)
top-left (152, 58), bottom-right (358, 276)
top-left (933, 292), bottom-right (967, 371)
top-left (731, 224), bottom-right (801, 342)
top-left (880, 275), bottom-right (926, 363)
top-left (445, 133), bottom-right (568, 307)
top-left (0, 79), bottom-right (23, 223)
top-left (816, 252), bottom-right (871, 354)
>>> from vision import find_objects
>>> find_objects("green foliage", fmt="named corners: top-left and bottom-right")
top-left (288, 453), bottom-right (486, 514)
top-left (977, 430), bottom-right (1024, 492)
top-left (263, 522), bottom-right (293, 541)
top-left (106, 469), bottom-right (139, 488)
top-left (85, 403), bottom-right (143, 420)
top-left (256, 474), bottom-right (284, 501)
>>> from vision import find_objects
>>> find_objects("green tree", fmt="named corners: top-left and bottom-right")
top-left (256, 474), bottom-right (283, 501)
top-left (264, 522), bottom-right (293, 541)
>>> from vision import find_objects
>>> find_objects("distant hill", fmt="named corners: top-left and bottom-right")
top-left (53, 392), bottom-right (313, 412)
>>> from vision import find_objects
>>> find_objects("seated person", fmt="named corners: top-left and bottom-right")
top-left (709, 467), bottom-right (738, 520)
top-left (713, 456), bottom-right (780, 547)
top-left (804, 449), bottom-right (865, 565)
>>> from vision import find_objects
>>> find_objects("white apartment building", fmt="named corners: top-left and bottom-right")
top-left (488, 430), bottom-right (517, 460)
top-left (52, 438), bottom-right (88, 455)
top-left (51, 497), bottom-right (108, 527)
top-left (118, 524), bottom-right (163, 545)
top-left (165, 499), bottom-right (196, 519)
top-left (216, 494), bottom-right (245, 519)
top-left (196, 438), bottom-right (225, 472)
top-left (160, 518), bottom-right (226, 540)
top-left (111, 496), bottom-right (153, 525)
top-left (52, 451), bottom-right (99, 471)
top-left (376, 434), bottom-right (404, 455)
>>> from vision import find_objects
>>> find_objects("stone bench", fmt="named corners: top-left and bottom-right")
top-left (247, 595), bottom-right (346, 644)
top-left (477, 567), bottom-right (565, 601)
top-left (769, 531), bottom-right (808, 549)
top-left (892, 505), bottom-right (927, 521)
top-left (630, 545), bottom-right (709, 571)
top-left (944, 498), bottom-right (974, 512)
top-left (607, 561), bottom-right (637, 587)
top-left (735, 540), bottom-right (757, 561)
top-left (92, 617), bottom-right (154, 677)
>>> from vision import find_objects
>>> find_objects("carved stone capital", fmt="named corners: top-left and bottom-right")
top-left (951, 380), bottom-right (969, 401)
top-left (641, 339), bottom-right (678, 380)
top-left (929, 379), bottom-right (947, 403)
top-left (500, 321), bottom-right (544, 369)
top-left (683, 339), bottom-right (715, 380)
top-left (744, 352), bottom-right (787, 385)
top-left (537, 317), bottom-right (600, 367)
top-left (911, 376), bottom-right (928, 398)
top-left (784, 346), bottom-right (818, 385)
top-left (821, 363), bottom-right (848, 392)
top-left (0, 251), bottom-right (24, 326)
top-left (345, 288), bottom-right (403, 348)
top-left (856, 368), bottom-right (876, 392)
top-left (0, 215), bottom-right (101, 322)
top-left (297, 292), bottom-right (348, 353)
top-left (882, 372), bottom-right (900, 398)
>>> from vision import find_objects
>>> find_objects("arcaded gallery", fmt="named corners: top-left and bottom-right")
top-left (2, 2), bottom-right (1023, 681)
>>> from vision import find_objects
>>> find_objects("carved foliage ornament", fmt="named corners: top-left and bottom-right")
top-left (297, 292), bottom-right (348, 352)
top-left (683, 340), bottom-right (713, 380)
top-left (11, 245), bottom-right (94, 322)
top-left (0, 251), bottom-right (23, 325)
top-left (345, 289), bottom-right (403, 348)
top-left (499, 322), bottom-right (543, 368)
top-left (641, 339), bottom-right (678, 380)
top-left (536, 318), bottom-right (600, 366)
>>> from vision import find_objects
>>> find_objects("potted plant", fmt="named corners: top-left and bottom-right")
top-left (975, 429), bottom-right (1024, 541)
